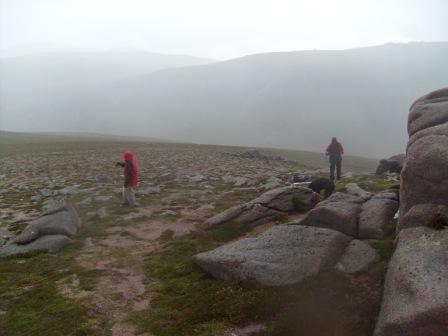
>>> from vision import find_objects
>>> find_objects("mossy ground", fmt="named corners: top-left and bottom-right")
top-left (0, 246), bottom-right (92, 335)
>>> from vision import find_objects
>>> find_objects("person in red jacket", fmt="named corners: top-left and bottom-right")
top-left (116, 150), bottom-right (139, 206)
top-left (326, 137), bottom-right (344, 181)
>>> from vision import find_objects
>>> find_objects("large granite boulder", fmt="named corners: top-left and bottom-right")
top-left (374, 227), bottom-right (448, 336)
top-left (335, 240), bottom-right (380, 274)
top-left (15, 202), bottom-right (80, 244)
top-left (299, 193), bottom-right (364, 236)
top-left (195, 225), bottom-right (351, 286)
top-left (375, 154), bottom-right (405, 175)
top-left (205, 186), bottom-right (318, 228)
top-left (0, 235), bottom-right (72, 258)
top-left (358, 190), bottom-right (399, 239)
top-left (400, 88), bottom-right (448, 230)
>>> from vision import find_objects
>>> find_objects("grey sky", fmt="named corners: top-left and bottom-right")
top-left (1, 0), bottom-right (448, 59)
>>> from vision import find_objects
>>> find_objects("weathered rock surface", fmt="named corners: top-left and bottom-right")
top-left (0, 235), bottom-right (72, 258)
top-left (358, 191), bottom-right (399, 239)
top-left (374, 227), bottom-right (448, 336)
top-left (195, 225), bottom-right (351, 286)
top-left (299, 192), bottom-right (363, 236)
top-left (205, 186), bottom-right (318, 228)
top-left (375, 154), bottom-right (405, 175)
top-left (400, 88), bottom-right (448, 230)
top-left (15, 203), bottom-right (80, 244)
top-left (335, 240), bottom-right (380, 274)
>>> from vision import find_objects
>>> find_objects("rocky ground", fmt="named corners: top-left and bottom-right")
top-left (0, 134), bottom-right (393, 336)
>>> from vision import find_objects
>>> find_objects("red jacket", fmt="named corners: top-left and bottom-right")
top-left (123, 150), bottom-right (139, 187)
top-left (326, 142), bottom-right (344, 156)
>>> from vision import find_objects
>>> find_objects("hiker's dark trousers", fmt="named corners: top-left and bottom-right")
top-left (330, 155), bottom-right (342, 181)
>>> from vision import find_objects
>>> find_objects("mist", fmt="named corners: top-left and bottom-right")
top-left (1, 0), bottom-right (448, 158)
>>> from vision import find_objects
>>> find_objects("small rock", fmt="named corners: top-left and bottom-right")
top-left (96, 207), bottom-right (107, 219)
top-left (160, 210), bottom-right (178, 216)
top-left (345, 183), bottom-right (372, 200)
top-left (93, 195), bottom-right (112, 202)
top-left (139, 186), bottom-right (161, 195)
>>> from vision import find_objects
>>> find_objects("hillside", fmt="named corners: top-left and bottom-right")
top-left (2, 42), bottom-right (448, 157)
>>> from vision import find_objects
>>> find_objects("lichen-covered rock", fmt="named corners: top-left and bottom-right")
top-left (0, 235), bottom-right (72, 258)
top-left (374, 227), bottom-right (448, 336)
top-left (205, 186), bottom-right (318, 228)
top-left (299, 192), bottom-right (363, 236)
top-left (195, 225), bottom-right (351, 286)
top-left (15, 202), bottom-right (80, 244)
top-left (335, 240), bottom-right (380, 274)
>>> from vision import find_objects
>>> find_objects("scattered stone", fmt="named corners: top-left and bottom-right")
top-left (83, 237), bottom-right (93, 249)
top-left (15, 202), bottom-right (81, 244)
top-left (0, 235), bottom-right (72, 258)
top-left (77, 196), bottom-right (93, 206)
top-left (59, 185), bottom-right (80, 195)
top-left (262, 176), bottom-right (281, 190)
top-left (39, 188), bottom-right (54, 197)
top-left (30, 194), bottom-right (43, 202)
top-left (195, 225), bottom-right (351, 286)
top-left (345, 183), bottom-right (372, 200)
top-left (139, 186), bottom-right (161, 195)
top-left (96, 207), bottom-right (107, 220)
top-left (374, 227), bottom-right (448, 336)
top-left (160, 210), bottom-right (178, 217)
top-left (335, 240), bottom-right (380, 274)
top-left (93, 195), bottom-right (112, 202)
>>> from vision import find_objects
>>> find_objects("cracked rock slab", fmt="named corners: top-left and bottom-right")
top-left (205, 186), bottom-right (318, 228)
top-left (0, 234), bottom-right (72, 258)
top-left (195, 225), bottom-right (352, 286)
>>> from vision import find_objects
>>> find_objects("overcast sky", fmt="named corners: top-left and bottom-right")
top-left (1, 0), bottom-right (448, 59)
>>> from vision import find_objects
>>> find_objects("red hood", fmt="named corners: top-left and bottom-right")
top-left (123, 150), bottom-right (134, 161)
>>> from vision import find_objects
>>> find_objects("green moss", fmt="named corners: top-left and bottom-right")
top-left (292, 197), bottom-right (312, 213)
top-left (370, 240), bottom-right (395, 260)
top-left (0, 248), bottom-right (91, 336)
top-left (77, 269), bottom-right (105, 291)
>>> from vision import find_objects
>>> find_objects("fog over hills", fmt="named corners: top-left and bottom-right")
top-left (1, 42), bottom-right (448, 158)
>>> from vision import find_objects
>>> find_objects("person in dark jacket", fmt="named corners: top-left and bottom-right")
top-left (116, 150), bottom-right (139, 206)
top-left (326, 137), bottom-right (344, 181)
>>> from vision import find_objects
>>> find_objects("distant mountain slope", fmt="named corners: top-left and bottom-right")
top-left (2, 42), bottom-right (448, 157)
top-left (0, 50), bottom-right (214, 131)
